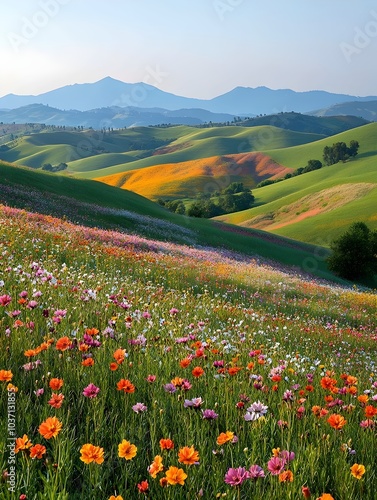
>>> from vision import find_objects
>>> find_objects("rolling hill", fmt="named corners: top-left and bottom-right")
top-left (310, 100), bottom-right (377, 122)
top-left (216, 123), bottom-right (377, 245)
top-left (0, 159), bottom-right (341, 282)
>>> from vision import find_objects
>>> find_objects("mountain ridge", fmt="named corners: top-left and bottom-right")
top-left (2, 77), bottom-right (377, 115)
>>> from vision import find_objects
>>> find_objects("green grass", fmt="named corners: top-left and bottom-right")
top-left (0, 160), bottom-right (349, 284)
top-left (218, 123), bottom-right (377, 244)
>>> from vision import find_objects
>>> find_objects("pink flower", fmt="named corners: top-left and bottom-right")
top-left (82, 383), bottom-right (100, 398)
top-left (267, 456), bottom-right (285, 475)
top-left (0, 295), bottom-right (12, 306)
top-left (146, 375), bottom-right (156, 383)
top-left (249, 464), bottom-right (265, 479)
top-left (224, 467), bottom-right (250, 486)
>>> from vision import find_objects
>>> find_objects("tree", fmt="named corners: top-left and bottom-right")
top-left (323, 141), bottom-right (359, 166)
top-left (302, 159), bottom-right (322, 173)
top-left (327, 222), bottom-right (377, 280)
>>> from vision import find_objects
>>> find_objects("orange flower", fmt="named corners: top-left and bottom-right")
top-left (82, 358), bottom-right (95, 367)
top-left (350, 463), bottom-right (365, 479)
top-left (216, 431), bottom-right (234, 445)
top-left (7, 383), bottom-right (18, 392)
top-left (346, 375), bottom-right (358, 386)
top-left (358, 394), bottom-right (369, 405)
top-left (247, 362), bottom-right (254, 370)
top-left (365, 405), bottom-right (377, 418)
top-left (80, 443), bottom-right (104, 464)
top-left (228, 367), bottom-right (242, 376)
top-left (320, 377), bottom-right (337, 391)
top-left (15, 435), bottom-right (33, 453)
top-left (117, 379), bottom-right (135, 393)
top-left (148, 455), bottom-right (164, 478)
top-left (85, 328), bottom-right (99, 336)
top-left (109, 496), bottom-right (123, 500)
top-left (160, 438), bottom-right (174, 450)
top-left (55, 336), bottom-right (71, 351)
top-left (316, 495), bottom-right (334, 500)
top-left (171, 377), bottom-right (184, 387)
top-left (159, 477), bottom-right (168, 487)
top-left (192, 366), bottom-right (204, 378)
top-left (79, 343), bottom-right (89, 352)
top-left (327, 414), bottom-right (346, 430)
top-left (279, 470), bottom-right (294, 482)
top-left (178, 445), bottom-right (199, 465)
top-left (30, 444), bottom-right (46, 459)
top-left (118, 440), bottom-right (137, 460)
top-left (179, 358), bottom-right (191, 368)
top-left (49, 378), bottom-right (64, 391)
top-left (113, 348), bottom-right (126, 364)
top-left (38, 416), bottom-right (62, 439)
top-left (347, 385), bottom-right (358, 395)
top-left (109, 362), bottom-right (118, 371)
top-left (0, 370), bottom-right (13, 382)
top-left (24, 349), bottom-right (37, 357)
top-left (165, 466), bottom-right (187, 486)
top-left (48, 393), bottom-right (64, 409)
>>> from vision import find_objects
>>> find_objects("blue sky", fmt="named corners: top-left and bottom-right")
top-left (1, 0), bottom-right (376, 98)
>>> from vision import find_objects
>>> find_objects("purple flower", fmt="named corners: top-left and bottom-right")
top-left (163, 383), bottom-right (177, 394)
top-left (184, 397), bottom-right (203, 409)
top-left (132, 402), bottom-right (147, 413)
top-left (82, 383), bottom-right (100, 398)
top-left (224, 467), bottom-right (250, 486)
top-left (283, 390), bottom-right (294, 402)
top-left (202, 409), bottom-right (218, 420)
top-left (249, 464), bottom-right (265, 480)
top-left (244, 400), bottom-right (268, 421)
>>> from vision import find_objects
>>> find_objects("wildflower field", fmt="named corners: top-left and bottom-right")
top-left (1, 204), bottom-right (376, 499)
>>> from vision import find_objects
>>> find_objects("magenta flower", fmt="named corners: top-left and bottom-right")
top-left (202, 409), bottom-right (218, 420)
top-left (267, 456), bottom-right (285, 475)
top-left (82, 383), bottom-right (100, 398)
top-left (249, 464), bottom-right (265, 480)
top-left (146, 375), bottom-right (156, 383)
top-left (224, 467), bottom-right (250, 486)
top-left (0, 295), bottom-right (12, 306)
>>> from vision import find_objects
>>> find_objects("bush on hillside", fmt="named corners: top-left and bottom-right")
top-left (327, 222), bottom-right (377, 280)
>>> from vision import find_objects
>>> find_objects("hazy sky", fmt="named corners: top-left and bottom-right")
top-left (1, 0), bottom-right (377, 99)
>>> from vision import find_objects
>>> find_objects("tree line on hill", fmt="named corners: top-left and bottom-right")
top-left (158, 182), bottom-right (255, 218)
top-left (257, 140), bottom-right (360, 188)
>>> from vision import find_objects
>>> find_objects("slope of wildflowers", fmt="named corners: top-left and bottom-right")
top-left (1, 204), bottom-right (376, 500)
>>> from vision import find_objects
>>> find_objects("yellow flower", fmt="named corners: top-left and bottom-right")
top-left (165, 466), bottom-right (187, 486)
top-left (80, 443), bottom-right (104, 464)
top-left (118, 440), bottom-right (137, 460)
top-left (350, 463), bottom-right (365, 479)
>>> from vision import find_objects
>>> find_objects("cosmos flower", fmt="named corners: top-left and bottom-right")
top-left (38, 417), bottom-right (62, 439)
top-left (118, 440), bottom-right (137, 460)
top-left (80, 443), bottom-right (104, 464)
top-left (224, 467), bottom-right (250, 486)
top-left (164, 466), bottom-right (187, 486)
top-left (82, 383), bottom-right (100, 398)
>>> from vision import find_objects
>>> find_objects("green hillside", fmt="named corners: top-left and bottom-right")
top-left (217, 123), bottom-right (377, 245)
top-left (0, 160), bottom-right (343, 283)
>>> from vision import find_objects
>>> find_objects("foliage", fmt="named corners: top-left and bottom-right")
top-left (327, 222), bottom-right (377, 280)
top-left (323, 140), bottom-right (359, 166)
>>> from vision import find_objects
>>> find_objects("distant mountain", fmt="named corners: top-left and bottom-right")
top-left (1, 77), bottom-right (377, 115)
top-left (241, 112), bottom-right (369, 136)
top-left (0, 103), bottom-right (235, 128)
top-left (309, 100), bottom-right (377, 122)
